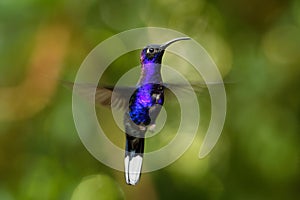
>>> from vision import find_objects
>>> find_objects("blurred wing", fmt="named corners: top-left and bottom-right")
top-left (62, 81), bottom-right (133, 110)
top-left (163, 82), bottom-right (217, 96)
top-left (164, 82), bottom-right (206, 94)
top-left (63, 81), bottom-right (230, 109)
top-left (95, 86), bottom-right (130, 109)
top-left (164, 81), bottom-right (227, 92)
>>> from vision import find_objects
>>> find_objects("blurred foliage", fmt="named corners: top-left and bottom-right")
top-left (71, 175), bottom-right (124, 200)
top-left (0, 0), bottom-right (300, 199)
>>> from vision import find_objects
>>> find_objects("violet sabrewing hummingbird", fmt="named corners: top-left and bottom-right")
top-left (124, 37), bottom-right (190, 185)
top-left (64, 37), bottom-right (191, 186)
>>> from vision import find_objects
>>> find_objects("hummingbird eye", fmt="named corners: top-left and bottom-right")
top-left (147, 48), bottom-right (154, 54)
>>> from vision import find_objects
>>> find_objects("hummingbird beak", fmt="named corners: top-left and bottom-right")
top-left (160, 37), bottom-right (190, 50)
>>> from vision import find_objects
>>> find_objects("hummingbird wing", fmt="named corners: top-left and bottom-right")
top-left (95, 85), bottom-right (133, 109)
top-left (62, 81), bottom-right (133, 110)
top-left (164, 81), bottom-right (228, 94)
top-left (164, 82), bottom-right (205, 94)
top-left (63, 81), bottom-right (229, 110)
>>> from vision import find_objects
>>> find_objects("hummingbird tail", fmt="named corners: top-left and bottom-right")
top-left (124, 134), bottom-right (144, 185)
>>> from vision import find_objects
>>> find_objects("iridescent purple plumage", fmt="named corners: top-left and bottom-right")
top-left (129, 83), bottom-right (164, 125)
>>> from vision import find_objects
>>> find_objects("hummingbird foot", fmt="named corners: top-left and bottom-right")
top-left (138, 125), bottom-right (147, 131)
top-left (148, 124), bottom-right (156, 132)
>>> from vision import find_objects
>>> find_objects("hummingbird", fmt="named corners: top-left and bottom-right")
top-left (123, 37), bottom-right (190, 185)
top-left (65, 37), bottom-right (192, 185)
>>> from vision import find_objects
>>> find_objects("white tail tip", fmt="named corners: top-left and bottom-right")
top-left (124, 155), bottom-right (143, 185)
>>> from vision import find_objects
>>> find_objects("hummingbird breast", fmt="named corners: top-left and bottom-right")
top-left (129, 83), bottom-right (164, 126)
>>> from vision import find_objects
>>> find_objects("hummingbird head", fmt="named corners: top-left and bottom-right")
top-left (140, 37), bottom-right (190, 65)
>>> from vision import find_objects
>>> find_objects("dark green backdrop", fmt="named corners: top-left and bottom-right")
top-left (0, 0), bottom-right (299, 199)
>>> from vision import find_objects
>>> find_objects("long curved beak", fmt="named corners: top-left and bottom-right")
top-left (160, 37), bottom-right (190, 49)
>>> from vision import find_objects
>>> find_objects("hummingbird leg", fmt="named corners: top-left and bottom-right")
top-left (138, 125), bottom-right (147, 131)
top-left (148, 124), bottom-right (156, 132)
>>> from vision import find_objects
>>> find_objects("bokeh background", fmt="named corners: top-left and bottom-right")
top-left (1, 0), bottom-right (300, 199)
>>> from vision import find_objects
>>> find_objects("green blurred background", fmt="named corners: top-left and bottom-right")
top-left (0, 0), bottom-right (300, 199)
